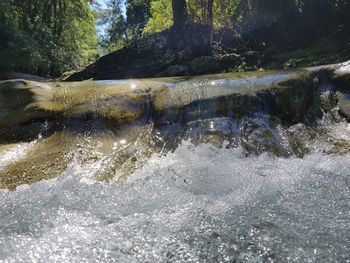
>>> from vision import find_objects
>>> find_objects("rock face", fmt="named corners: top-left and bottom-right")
top-left (189, 56), bottom-right (220, 75)
top-left (2, 61), bottom-right (350, 143)
top-left (0, 79), bottom-right (166, 143)
top-left (67, 24), bottom-right (212, 81)
top-left (1, 61), bottom-right (350, 189)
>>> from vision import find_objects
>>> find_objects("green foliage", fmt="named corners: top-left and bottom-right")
top-left (143, 0), bottom-right (173, 34)
top-left (144, 0), bottom-right (239, 35)
top-left (233, 0), bottom-right (350, 47)
top-left (0, 0), bottom-right (98, 77)
top-left (98, 0), bottom-right (127, 54)
top-left (1, 0), bottom-right (349, 76)
top-left (126, 0), bottom-right (151, 39)
top-left (212, 0), bottom-right (240, 28)
top-left (99, 0), bottom-right (151, 53)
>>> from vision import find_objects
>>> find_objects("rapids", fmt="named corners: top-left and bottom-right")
top-left (0, 136), bottom-right (349, 262)
top-left (0, 62), bottom-right (350, 262)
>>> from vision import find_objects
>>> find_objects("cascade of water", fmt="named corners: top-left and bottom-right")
top-left (0, 64), bottom-right (349, 262)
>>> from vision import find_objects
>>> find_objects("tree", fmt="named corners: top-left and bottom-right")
top-left (98, 0), bottom-right (127, 53)
top-left (99, 0), bottom-right (151, 52)
top-left (126, 0), bottom-right (151, 39)
top-left (172, 0), bottom-right (188, 27)
top-left (144, 0), bottom-right (173, 34)
top-left (208, 0), bottom-right (214, 44)
top-left (0, 0), bottom-right (98, 76)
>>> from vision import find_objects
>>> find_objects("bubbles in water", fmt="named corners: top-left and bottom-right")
top-left (119, 139), bottom-right (127, 145)
top-left (0, 141), bottom-right (37, 172)
top-left (0, 141), bottom-right (349, 262)
top-left (1, 74), bottom-right (350, 262)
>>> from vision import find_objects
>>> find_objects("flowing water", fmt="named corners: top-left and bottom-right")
top-left (0, 70), bottom-right (350, 262)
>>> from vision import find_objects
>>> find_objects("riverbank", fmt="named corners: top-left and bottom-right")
top-left (65, 24), bottom-right (350, 81)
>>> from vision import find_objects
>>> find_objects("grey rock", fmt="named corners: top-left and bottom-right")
top-left (336, 92), bottom-right (350, 121)
top-left (157, 65), bottom-right (189, 77)
top-left (190, 56), bottom-right (219, 75)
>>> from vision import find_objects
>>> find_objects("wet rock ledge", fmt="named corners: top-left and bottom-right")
top-left (0, 61), bottom-right (349, 190)
top-left (0, 61), bottom-right (349, 144)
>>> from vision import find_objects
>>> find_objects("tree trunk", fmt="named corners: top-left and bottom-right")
top-left (207, 0), bottom-right (214, 46)
top-left (172, 0), bottom-right (188, 28)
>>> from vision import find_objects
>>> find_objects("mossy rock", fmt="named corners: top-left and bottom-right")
top-left (0, 79), bottom-right (167, 142)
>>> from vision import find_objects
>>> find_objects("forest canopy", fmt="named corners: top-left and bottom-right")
top-left (0, 0), bottom-right (349, 77)
top-left (0, 0), bottom-right (98, 76)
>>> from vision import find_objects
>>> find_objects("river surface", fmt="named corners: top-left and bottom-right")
top-left (0, 70), bottom-right (350, 262)
top-left (0, 120), bottom-right (349, 263)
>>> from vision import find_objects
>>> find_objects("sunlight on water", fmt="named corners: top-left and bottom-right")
top-left (0, 141), bottom-right (37, 172)
top-left (0, 141), bottom-right (349, 263)
top-left (1, 71), bottom-right (350, 262)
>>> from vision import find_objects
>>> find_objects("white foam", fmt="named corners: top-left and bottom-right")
top-left (0, 141), bottom-right (349, 262)
top-left (0, 141), bottom-right (36, 172)
top-left (335, 60), bottom-right (350, 74)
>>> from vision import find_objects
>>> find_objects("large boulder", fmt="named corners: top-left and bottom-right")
top-left (66, 24), bottom-right (211, 81)
top-left (157, 65), bottom-right (190, 77)
top-left (189, 56), bottom-right (220, 75)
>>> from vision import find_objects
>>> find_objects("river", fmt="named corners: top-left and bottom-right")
top-left (0, 65), bottom-right (349, 262)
